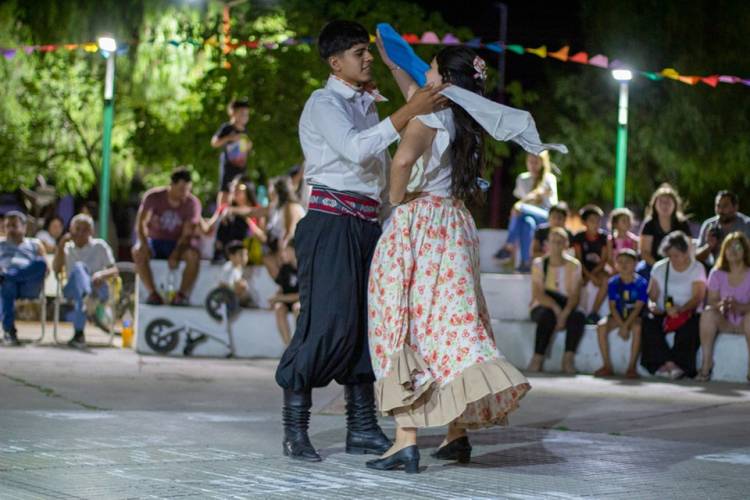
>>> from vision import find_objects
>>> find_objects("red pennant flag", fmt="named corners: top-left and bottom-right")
top-left (569, 51), bottom-right (588, 64)
top-left (402, 33), bottom-right (420, 44)
top-left (701, 75), bottom-right (719, 87)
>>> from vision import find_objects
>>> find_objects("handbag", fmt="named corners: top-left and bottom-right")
top-left (661, 262), bottom-right (693, 332)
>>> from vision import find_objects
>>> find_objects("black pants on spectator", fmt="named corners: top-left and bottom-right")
top-left (640, 313), bottom-right (700, 377)
top-left (531, 306), bottom-right (586, 355)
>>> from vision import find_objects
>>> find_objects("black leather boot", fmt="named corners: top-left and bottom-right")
top-left (282, 388), bottom-right (321, 462)
top-left (345, 383), bottom-right (392, 455)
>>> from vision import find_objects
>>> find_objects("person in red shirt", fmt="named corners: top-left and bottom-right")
top-left (132, 167), bottom-right (202, 306)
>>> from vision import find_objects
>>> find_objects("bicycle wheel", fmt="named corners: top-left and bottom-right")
top-left (205, 287), bottom-right (239, 321)
top-left (144, 318), bottom-right (179, 353)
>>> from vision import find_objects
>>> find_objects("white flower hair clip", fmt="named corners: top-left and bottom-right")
top-left (473, 56), bottom-right (487, 81)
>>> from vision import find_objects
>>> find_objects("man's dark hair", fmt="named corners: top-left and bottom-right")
top-left (549, 202), bottom-right (569, 218)
top-left (170, 166), bottom-right (192, 184)
top-left (317, 20), bottom-right (370, 60)
top-left (579, 204), bottom-right (604, 221)
top-left (225, 240), bottom-right (245, 258)
top-left (229, 98), bottom-right (250, 111)
top-left (717, 190), bottom-right (739, 206)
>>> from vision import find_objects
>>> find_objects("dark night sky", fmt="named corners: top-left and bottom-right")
top-left (411, 0), bottom-right (585, 96)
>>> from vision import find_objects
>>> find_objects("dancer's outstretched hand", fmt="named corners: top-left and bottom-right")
top-left (407, 82), bottom-right (449, 116)
top-left (375, 29), bottom-right (397, 70)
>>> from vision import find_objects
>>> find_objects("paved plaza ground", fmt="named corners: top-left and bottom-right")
top-left (1, 322), bottom-right (749, 499)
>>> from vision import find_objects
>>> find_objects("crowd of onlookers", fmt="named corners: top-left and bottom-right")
top-left (501, 152), bottom-right (750, 382)
top-left (2, 100), bottom-right (748, 382)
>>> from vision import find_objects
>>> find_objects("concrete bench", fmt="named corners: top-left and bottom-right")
top-left (482, 272), bottom-right (748, 383)
top-left (135, 261), bottom-right (288, 358)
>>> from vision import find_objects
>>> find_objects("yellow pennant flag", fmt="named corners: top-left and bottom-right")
top-left (660, 68), bottom-right (680, 80)
top-left (526, 45), bottom-right (547, 58)
top-left (548, 46), bottom-right (569, 61)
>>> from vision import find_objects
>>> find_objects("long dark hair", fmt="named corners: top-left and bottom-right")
top-left (435, 46), bottom-right (486, 202)
top-left (272, 176), bottom-right (298, 207)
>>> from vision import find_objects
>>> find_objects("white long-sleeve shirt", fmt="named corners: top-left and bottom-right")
top-left (298, 75), bottom-right (399, 202)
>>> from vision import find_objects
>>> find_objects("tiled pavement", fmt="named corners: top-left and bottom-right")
top-left (1, 327), bottom-right (749, 499)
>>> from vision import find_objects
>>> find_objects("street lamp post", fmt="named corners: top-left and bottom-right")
top-left (97, 36), bottom-right (116, 240)
top-left (612, 68), bottom-right (632, 209)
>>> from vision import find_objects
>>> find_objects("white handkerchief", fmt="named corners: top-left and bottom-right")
top-left (440, 85), bottom-right (568, 155)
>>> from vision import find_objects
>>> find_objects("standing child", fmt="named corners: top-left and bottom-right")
top-left (573, 205), bottom-right (610, 324)
top-left (594, 249), bottom-right (647, 378)
top-left (609, 208), bottom-right (639, 263)
top-left (211, 99), bottom-right (253, 207)
top-left (269, 241), bottom-right (300, 346)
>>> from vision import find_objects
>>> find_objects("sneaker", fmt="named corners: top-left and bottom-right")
top-left (170, 292), bottom-right (190, 307)
top-left (67, 333), bottom-right (86, 349)
top-left (493, 247), bottom-right (513, 262)
top-left (145, 292), bottom-right (164, 306)
top-left (586, 313), bottom-right (601, 325)
top-left (668, 367), bottom-right (685, 380)
top-left (516, 263), bottom-right (532, 273)
top-left (655, 366), bottom-right (671, 378)
top-left (3, 329), bottom-right (21, 347)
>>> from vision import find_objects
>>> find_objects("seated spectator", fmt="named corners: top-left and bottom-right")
top-left (594, 249), bottom-right (647, 379)
top-left (51, 214), bottom-right (118, 348)
top-left (573, 205), bottom-right (610, 324)
top-left (0, 211), bottom-right (47, 346)
top-left (528, 227), bottom-right (585, 374)
top-left (219, 240), bottom-right (256, 308)
top-left (609, 208), bottom-right (638, 261)
top-left (263, 176), bottom-right (305, 278)
top-left (494, 152), bottom-right (558, 272)
top-left (269, 239), bottom-right (300, 346)
top-left (696, 191), bottom-right (750, 267)
top-left (36, 216), bottom-right (65, 253)
top-left (132, 167), bottom-right (202, 306)
top-left (697, 232), bottom-right (750, 382)
top-left (641, 231), bottom-right (706, 379)
top-left (531, 202), bottom-right (572, 259)
top-left (638, 183), bottom-right (691, 281)
top-left (214, 176), bottom-right (266, 261)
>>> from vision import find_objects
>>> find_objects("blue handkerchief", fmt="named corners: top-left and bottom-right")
top-left (376, 23), bottom-right (429, 87)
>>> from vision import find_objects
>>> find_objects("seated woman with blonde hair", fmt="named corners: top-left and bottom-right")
top-left (697, 232), bottom-right (750, 382)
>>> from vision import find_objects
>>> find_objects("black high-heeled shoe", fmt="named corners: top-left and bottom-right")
top-left (431, 436), bottom-right (472, 463)
top-left (365, 445), bottom-right (420, 473)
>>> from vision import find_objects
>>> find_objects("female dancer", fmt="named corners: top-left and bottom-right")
top-left (367, 32), bottom-right (565, 473)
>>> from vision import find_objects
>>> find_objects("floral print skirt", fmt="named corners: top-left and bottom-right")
top-left (368, 196), bottom-right (530, 429)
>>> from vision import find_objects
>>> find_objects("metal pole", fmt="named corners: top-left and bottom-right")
top-left (614, 81), bottom-right (629, 208)
top-left (98, 53), bottom-right (115, 239)
top-left (497, 2), bottom-right (507, 100)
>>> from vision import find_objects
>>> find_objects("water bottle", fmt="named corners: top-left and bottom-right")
top-left (121, 310), bottom-right (134, 348)
top-left (166, 269), bottom-right (177, 303)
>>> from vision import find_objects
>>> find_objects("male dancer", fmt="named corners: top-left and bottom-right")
top-left (275, 20), bottom-right (447, 462)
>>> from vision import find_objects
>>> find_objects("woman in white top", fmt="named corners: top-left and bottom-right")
top-left (494, 152), bottom-right (558, 272)
top-left (366, 44), bottom-right (536, 473)
top-left (641, 231), bottom-right (706, 379)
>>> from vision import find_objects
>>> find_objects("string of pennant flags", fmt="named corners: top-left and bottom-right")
top-left (2, 30), bottom-right (748, 89)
